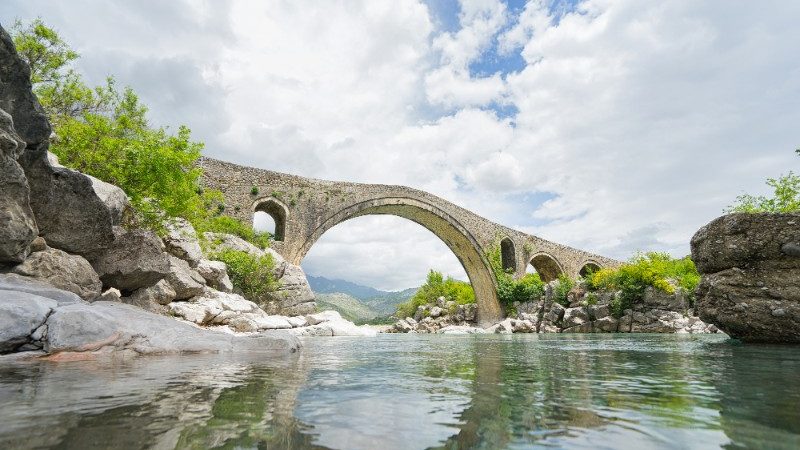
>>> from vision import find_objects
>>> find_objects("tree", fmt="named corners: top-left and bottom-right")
top-left (726, 150), bottom-right (800, 213)
top-left (11, 18), bottom-right (214, 230)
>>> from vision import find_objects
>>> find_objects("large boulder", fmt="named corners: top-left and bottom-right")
top-left (87, 173), bottom-right (130, 226)
top-left (691, 213), bottom-right (800, 343)
top-left (164, 255), bottom-right (205, 300)
top-left (203, 233), bottom-right (316, 315)
top-left (44, 301), bottom-right (300, 356)
top-left (92, 227), bottom-right (171, 293)
top-left (0, 291), bottom-right (57, 353)
top-left (12, 247), bottom-right (102, 300)
top-left (122, 279), bottom-right (176, 314)
top-left (0, 109), bottom-right (37, 263)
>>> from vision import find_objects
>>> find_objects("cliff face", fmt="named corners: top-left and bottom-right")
top-left (0, 26), bottom-right (115, 261)
top-left (692, 213), bottom-right (800, 343)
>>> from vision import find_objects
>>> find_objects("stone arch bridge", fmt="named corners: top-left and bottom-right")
top-left (200, 158), bottom-right (620, 325)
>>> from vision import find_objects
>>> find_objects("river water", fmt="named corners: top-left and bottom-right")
top-left (1, 333), bottom-right (799, 450)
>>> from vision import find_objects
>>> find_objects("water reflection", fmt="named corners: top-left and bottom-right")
top-left (0, 334), bottom-right (799, 449)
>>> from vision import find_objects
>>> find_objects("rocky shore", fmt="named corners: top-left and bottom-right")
top-left (388, 282), bottom-right (720, 335)
top-left (0, 25), bottom-right (375, 360)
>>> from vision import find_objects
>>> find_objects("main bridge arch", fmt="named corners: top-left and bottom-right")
top-left (293, 197), bottom-right (503, 325)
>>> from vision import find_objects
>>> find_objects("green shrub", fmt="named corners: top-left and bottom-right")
top-left (250, 186), bottom-right (259, 195)
top-left (395, 270), bottom-right (475, 318)
top-left (211, 249), bottom-right (277, 302)
top-left (486, 243), bottom-right (546, 308)
top-left (587, 252), bottom-right (701, 317)
top-left (195, 215), bottom-right (271, 249)
top-left (553, 273), bottom-right (574, 307)
top-left (726, 172), bottom-right (800, 213)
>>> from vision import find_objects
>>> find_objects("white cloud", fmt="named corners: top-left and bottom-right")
top-left (3, 0), bottom-right (799, 288)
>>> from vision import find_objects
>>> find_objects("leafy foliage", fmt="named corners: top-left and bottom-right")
top-left (726, 150), bottom-right (800, 213)
top-left (211, 249), bottom-right (278, 302)
top-left (586, 252), bottom-right (700, 317)
top-left (552, 274), bottom-right (574, 307)
top-left (487, 243), bottom-right (545, 308)
top-left (725, 172), bottom-right (800, 213)
top-left (11, 19), bottom-right (226, 232)
top-left (395, 270), bottom-right (475, 319)
top-left (196, 215), bottom-right (272, 249)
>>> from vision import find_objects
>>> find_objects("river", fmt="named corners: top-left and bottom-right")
top-left (1, 334), bottom-right (799, 449)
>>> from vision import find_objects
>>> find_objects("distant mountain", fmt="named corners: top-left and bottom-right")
top-left (361, 287), bottom-right (418, 315)
top-left (315, 293), bottom-right (380, 322)
top-left (308, 275), bottom-right (418, 316)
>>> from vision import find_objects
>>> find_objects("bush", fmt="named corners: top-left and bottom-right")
top-left (726, 172), bottom-right (800, 213)
top-left (487, 243), bottom-right (546, 308)
top-left (395, 270), bottom-right (475, 319)
top-left (586, 252), bottom-right (701, 317)
top-left (211, 249), bottom-right (278, 302)
top-left (553, 274), bottom-right (574, 307)
top-left (196, 215), bottom-right (271, 249)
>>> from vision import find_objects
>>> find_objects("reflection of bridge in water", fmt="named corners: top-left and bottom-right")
top-left (200, 158), bottom-right (620, 325)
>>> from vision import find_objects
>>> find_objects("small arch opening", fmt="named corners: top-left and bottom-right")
top-left (500, 238), bottom-right (516, 273)
top-left (253, 198), bottom-right (287, 241)
top-left (579, 262), bottom-right (601, 278)
top-left (253, 211), bottom-right (276, 235)
top-left (529, 253), bottom-right (563, 283)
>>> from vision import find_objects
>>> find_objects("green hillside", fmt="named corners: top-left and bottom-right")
top-left (361, 287), bottom-right (418, 315)
top-left (314, 293), bottom-right (381, 322)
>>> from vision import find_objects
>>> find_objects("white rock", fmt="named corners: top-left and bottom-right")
top-left (252, 315), bottom-right (293, 330)
top-left (286, 316), bottom-right (307, 328)
top-left (195, 259), bottom-right (233, 293)
top-left (437, 325), bottom-right (486, 334)
top-left (305, 310), bottom-right (342, 325)
top-left (163, 218), bottom-right (203, 267)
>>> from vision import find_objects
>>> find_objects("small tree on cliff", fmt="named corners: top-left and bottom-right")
top-left (725, 150), bottom-right (800, 213)
top-left (11, 19), bottom-right (215, 229)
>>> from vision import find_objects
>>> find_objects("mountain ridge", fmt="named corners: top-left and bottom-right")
top-left (307, 275), bottom-right (418, 316)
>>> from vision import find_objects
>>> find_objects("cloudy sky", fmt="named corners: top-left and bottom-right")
top-left (3, 0), bottom-right (799, 290)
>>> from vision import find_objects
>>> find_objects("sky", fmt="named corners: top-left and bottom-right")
top-left (3, 0), bottom-right (799, 291)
